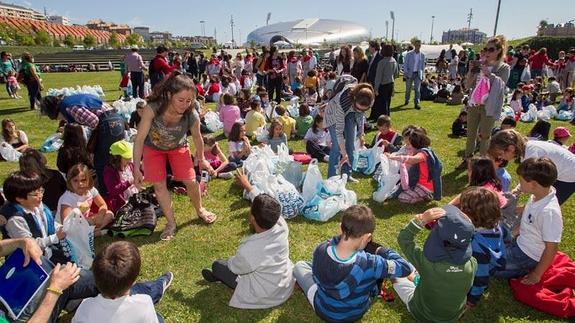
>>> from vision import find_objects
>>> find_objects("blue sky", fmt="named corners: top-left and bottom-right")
top-left (19, 0), bottom-right (575, 43)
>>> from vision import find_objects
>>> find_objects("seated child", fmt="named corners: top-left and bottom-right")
top-left (275, 106), bottom-right (296, 139)
top-left (451, 111), bottom-right (468, 137)
top-left (304, 114), bottom-right (331, 162)
top-left (451, 157), bottom-right (507, 207)
top-left (389, 127), bottom-right (438, 204)
top-left (201, 194), bottom-right (295, 309)
top-left (393, 204), bottom-right (477, 322)
top-left (304, 70), bottom-right (319, 93)
top-left (129, 101), bottom-right (145, 129)
top-left (1, 171), bottom-right (69, 264)
top-left (237, 89), bottom-right (251, 118)
top-left (492, 116), bottom-right (516, 135)
top-left (372, 115), bottom-right (402, 152)
top-left (281, 75), bottom-right (294, 100)
top-left (509, 89), bottom-right (523, 120)
top-left (194, 79), bottom-right (205, 97)
top-left (557, 87), bottom-right (574, 112)
top-left (447, 85), bottom-right (464, 105)
top-left (205, 75), bottom-right (221, 102)
top-left (265, 119), bottom-right (288, 154)
top-left (244, 97), bottom-right (266, 138)
top-left (203, 135), bottom-right (237, 180)
top-left (219, 94), bottom-right (241, 137)
top-left (228, 122), bottom-right (251, 167)
top-left (521, 84), bottom-right (533, 112)
top-left (293, 205), bottom-right (411, 322)
top-left (0, 119), bottom-right (29, 152)
top-left (494, 157), bottom-right (562, 284)
top-left (458, 187), bottom-right (506, 308)
top-left (527, 120), bottom-right (551, 141)
top-left (73, 241), bottom-right (174, 323)
top-left (550, 126), bottom-right (571, 149)
top-left (419, 80), bottom-right (436, 101)
top-left (103, 140), bottom-right (139, 213)
top-left (324, 72), bottom-right (337, 93)
top-left (56, 164), bottom-right (114, 236)
top-left (305, 88), bottom-right (318, 107)
top-left (547, 76), bottom-right (561, 103)
top-left (291, 76), bottom-right (303, 92)
top-left (295, 104), bottom-right (313, 138)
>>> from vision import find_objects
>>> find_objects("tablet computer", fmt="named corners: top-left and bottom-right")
top-left (0, 249), bottom-right (49, 320)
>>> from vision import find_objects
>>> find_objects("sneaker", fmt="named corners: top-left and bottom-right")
top-left (201, 269), bottom-right (218, 283)
top-left (414, 105), bottom-right (422, 110)
top-left (217, 172), bottom-right (233, 180)
top-left (158, 272), bottom-right (174, 300)
top-left (347, 176), bottom-right (360, 184)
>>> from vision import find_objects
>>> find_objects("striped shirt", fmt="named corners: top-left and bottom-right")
top-left (324, 86), bottom-right (365, 145)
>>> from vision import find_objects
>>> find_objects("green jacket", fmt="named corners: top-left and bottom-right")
top-left (398, 220), bottom-right (477, 323)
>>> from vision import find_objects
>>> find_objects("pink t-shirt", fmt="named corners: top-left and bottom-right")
top-left (219, 105), bottom-right (240, 136)
top-left (483, 182), bottom-right (508, 207)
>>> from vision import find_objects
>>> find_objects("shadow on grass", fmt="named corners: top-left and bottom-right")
top-left (441, 168), bottom-right (469, 197)
top-left (0, 106), bottom-right (28, 115)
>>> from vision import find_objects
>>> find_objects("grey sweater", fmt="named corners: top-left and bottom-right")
top-left (467, 61), bottom-right (510, 120)
top-left (374, 57), bottom-right (399, 89)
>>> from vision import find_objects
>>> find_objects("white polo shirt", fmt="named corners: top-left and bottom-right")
top-left (517, 187), bottom-right (563, 261)
top-left (524, 140), bottom-right (575, 183)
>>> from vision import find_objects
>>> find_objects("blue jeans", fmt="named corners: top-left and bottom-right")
top-left (328, 112), bottom-right (359, 177)
top-left (494, 240), bottom-right (538, 279)
top-left (130, 71), bottom-right (145, 99)
top-left (404, 73), bottom-right (422, 106)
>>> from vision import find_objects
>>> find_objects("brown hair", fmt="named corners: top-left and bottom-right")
top-left (275, 105), bottom-right (286, 116)
top-left (350, 83), bottom-right (375, 110)
top-left (376, 115), bottom-right (391, 128)
top-left (66, 164), bottom-right (94, 191)
top-left (487, 35), bottom-right (508, 61)
top-left (146, 72), bottom-right (196, 116)
top-left (228, 122), bottom-right (244, 142)
top-left (1, 118), bottom-right (17, 142)
top-left (488, 129), bottom-right (527, 163)
top-left (268, 119), bottom-right (282, 139)
top-left (107, 154), bottom-right (123, 171)
top-left (299, 104), bottom-right (310, 117)
top-left (341, 205), bottom-right (375, 239)
top-left (382, 44), bottom-right (394, 58)
top-left (93, 241), bottom-right (141, 298)
top-left (222, 93), bottom-right (235, 105)
top-left (404, 127), bottom-right (431, 149)
top-left (517, 157), bottom-right (557, 187)
top-left (459, 187), bottom-right (501, 229)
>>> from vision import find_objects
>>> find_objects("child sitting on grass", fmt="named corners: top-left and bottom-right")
top-left (451, 111), bottom-right (468, 137)
top-left (293, 205), bottom-right (411, 322)
top-left (219, 93), bottom-right (241, 137)
top-left (228, 122), bottom-right (251, 167)
top-left (244, 97), bottom-right (266, 139)
top-left (373, 115), bottom-right (402, 152)
top-left (73, 241), bottom-right (173, 323)
top-left (295, 104), bottom-right (313, 138)
top-left (275, 105), bottom-right (296, 139)
top-left (203, 135), bottom-right (236, 180)
top-left (265, 119), bottom-right (288, 154)
top-left (393, 203), bottom-right (477, 322)
top-left (304, 114), bottom-right (330, 162)
top-left (202, 194), bottom-right (295, 309)
top-left (447, 85), bottom-right (464, 105)
top-left (103, 140), bottom-right (139, 213)
top-left (494, 157), bottom-right (562, 285)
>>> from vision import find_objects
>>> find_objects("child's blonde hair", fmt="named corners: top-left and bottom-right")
top-left (66, 163), bottom-right (94, 192)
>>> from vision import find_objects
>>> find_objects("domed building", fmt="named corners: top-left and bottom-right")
top-left (246, 18), bottom-right (369, 47)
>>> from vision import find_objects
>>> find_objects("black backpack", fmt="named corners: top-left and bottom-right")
top-left (108, 188), bottom-right (159, 238)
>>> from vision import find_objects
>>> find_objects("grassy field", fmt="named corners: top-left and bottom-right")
top-left (0, 71), bottom-right (572, 322)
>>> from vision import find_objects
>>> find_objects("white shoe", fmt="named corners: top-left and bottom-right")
top-left (347, 176), bottom-right (359, 184)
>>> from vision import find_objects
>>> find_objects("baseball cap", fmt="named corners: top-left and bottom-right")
top-left (109, 140), bottom-right (133, 159)
top-left (423, 205), bottom-right (474, 265)
top-left (554, 127), bottom-right (571, 139)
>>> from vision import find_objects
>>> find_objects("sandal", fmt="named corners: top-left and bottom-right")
top-left (198, 209), bottom-right (217, 224)
top-left (160, 222), bottom-right (177, 241)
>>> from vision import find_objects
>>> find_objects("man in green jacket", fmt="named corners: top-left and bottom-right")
top-left (394, 204), bottom-right (478, 322)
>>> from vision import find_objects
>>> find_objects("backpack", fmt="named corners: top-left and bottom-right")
top-left (422, 148), bottom-right (443, 200)
top-left (108, 188), bottom-right (159, 238)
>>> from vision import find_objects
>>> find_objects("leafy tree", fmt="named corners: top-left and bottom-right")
top-left (15, 32), bottom-right (34, 46)
top-left (124, 33), bottom-right (141, 46)
top-left (539, 20), bottom-right (549, 29)
top-left (83, 34), bottom-right (96, 48)
top-left (109, 32), bottom-right (120, 48)
top-left (52, 38), bottom-right (61, 47)
top-left (409, 36), bottom-right (420, 45)
top-left (63, 34), bottom-right (75, 47)
top-left (34, 30), bottom-right (51, 46)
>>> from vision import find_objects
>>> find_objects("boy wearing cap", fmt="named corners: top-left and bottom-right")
top-left (394, 204), bottom-right (477, 322)
top-left (103, 140), bottom-right (139, 213)
top-left (494, 158), bottom-right (562, 285)
top-left (550, 127), bottom-right (571, 149)
top-left (293, 205), bottom-right (412, 322)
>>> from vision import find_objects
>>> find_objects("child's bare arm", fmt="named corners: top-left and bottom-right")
top-left (522, 242), bottom-right (558, 284)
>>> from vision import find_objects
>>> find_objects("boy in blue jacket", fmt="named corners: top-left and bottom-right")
top-left (293, 205), bottom-right (412, 322)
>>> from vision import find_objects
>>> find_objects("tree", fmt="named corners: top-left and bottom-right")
top-left (63, 34), bottom-right (75, 47)
top-left (409, 36), bottom-right (420, 45)
top-left (124, 33), bottom-right (141, 46)
top-left (34, 30), bottom-right (51, 46)
top-left (83, 34), bottom-right (96, 48)
top-left (15, 32), bottom-right (34, 46)
top-left (539, 20), bottom-right (549, 29)
top-left (109, 32), bottom-right (120, 49)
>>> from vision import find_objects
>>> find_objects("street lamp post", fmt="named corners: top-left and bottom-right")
top-left (430, 16), bottom-right (435, 44)
top-left (390, 11), bottom-right (395, 42)
top-left (200, 20), bottom-right (206, 37)
top-left (493, 0), bottom-right (502, 36)
top-left (385, 20), bottom-right (389, 40)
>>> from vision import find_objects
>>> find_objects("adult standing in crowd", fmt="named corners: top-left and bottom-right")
top-left (350, 46), bottom-right (368, 83)
top-left (198, 53), bottom-right (208, 77)
top-left (149, 45), bottom-right (175, 90)
top-left (18, 52), bottom-right (42, 110)
top-left (336, 46), bottom-right (353, 76)
top-left (370, 44), bottom-right (399, 119)
top-left (286, 51), bottom-right (302, 84)
top-left (265, 46), bottom-right (285, 104)
top-left (366, 41), bottom-right (382, 88)
top-left (403, 40), bottom-right (425, 110)
top-left (325, 76), bottom-right (375, 181)
top-left (187, 52), bottom-right (199, 79)
top-left (133, 73), bottom-right (217, 241)
top-left (254, 47), bottom-right (269, 87)
top-left (301, 49), bottom-right (315, 78)
top-left (125, 46), bottom-right (147, 99)
top-left (0, 51), bottom-right (16, 97)
top-left (458, 35), bottom-right (510, 169)
top-left (457, 50), bottom-right (468, 78)
top-left (528, 47), bottom-right (555, 79)
top-left (489, 129), bottom-right (575, 205)
top-left (565, 48), bottom-right (575, 89)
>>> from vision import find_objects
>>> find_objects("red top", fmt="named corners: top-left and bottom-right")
top-left (416, 152), bottom-right (434, 192)
top-left (195, 83), bottom-right (205, 96)
top-left (377, 130), bottom-right (398, 152)
top-left (528, 52), bottom-right (555, 70)
top-left (152, 55), bottom-right (175, 76)
top-left (207, 82), bottom-right (220, 95)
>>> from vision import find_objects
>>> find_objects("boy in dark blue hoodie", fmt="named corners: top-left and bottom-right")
top-left (293, 205), bottom-right (411, 322)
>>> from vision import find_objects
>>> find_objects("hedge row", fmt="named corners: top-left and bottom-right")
top-left (516, 36), bottom-right (575, 59)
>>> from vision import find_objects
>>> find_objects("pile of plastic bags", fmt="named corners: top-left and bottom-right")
top-left (46, 85), bottom-right (105, 98)
top-left (204, 111), bottom-right (224, 132)
top-left (112, 98), bottom-right (145, 122)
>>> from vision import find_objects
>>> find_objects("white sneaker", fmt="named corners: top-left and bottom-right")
top-left (323, 156), bottom-right (330, 162)
top-left (347, 176), bottom-right (359, 184)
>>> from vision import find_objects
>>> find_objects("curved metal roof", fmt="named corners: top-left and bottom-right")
top-left (246, 18), bottom-right (369, 46)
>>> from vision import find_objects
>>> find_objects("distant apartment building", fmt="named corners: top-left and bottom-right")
top-left (133, 26), bottom-right (150, 41)
top-left (442, 28), bottom-right (486, 44)
top-left (47, 15), bottom-right (70, 26)
top-left (0, 1), bottom-right (44, 20)
top-left (539, 22), bottom-right (575, 37)
top-left (150, 31), bottom-right (172, 43)
top-left (86, 19), bottom-right (132, 35)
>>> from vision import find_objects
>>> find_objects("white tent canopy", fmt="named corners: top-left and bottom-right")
top-left (324, 44), bottom-right (465, 60)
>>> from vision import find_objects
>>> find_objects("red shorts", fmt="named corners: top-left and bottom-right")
top-left (143, 145), bottom-right (195, 183)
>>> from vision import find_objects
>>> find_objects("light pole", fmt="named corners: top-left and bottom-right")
top-left (385, 20), bottom-right (389, 40)
top-left (493, 0), bottom-right (502, 36)
top-left (390, 11), bottom-right (395, 42)
top-left (430, 16), bottom-right (435, 44)
top-left (230, 15), bottom-right (235, 48)
top-left (200, 20), bottom-right (206, 37)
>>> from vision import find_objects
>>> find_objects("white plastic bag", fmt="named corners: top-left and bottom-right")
top-left (62, 209), bottom-right (95, 269)
top-left (0, 143), bottom-right (21, 162)
top-left (353, 140), bottom-right (382, 175)
top-left (40, 133), bottom-right (63, 153)
top-left (287, 104), bottom-right (300, 118)
top-left (520, 65), bottom-right (531, 82)
top-left (537, 110), bottom-right (551, 121)
top-left (255, 126), bottom-right (269, 143)
top-left (204, 111), bottom-right (224, 132)
top-left (373, 154), bottom-right (401, 202)
top-left (520, 104), bottom-right (538, 123)
top-left (281, 161), bottom-right (303, 190)
top-left (301, 159), bottom-right (324, 203)
top-left (302, 174), bottom-right (357, 222)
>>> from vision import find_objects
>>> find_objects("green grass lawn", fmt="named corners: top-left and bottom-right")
top-left (0, 71), bottom-right (573, 322)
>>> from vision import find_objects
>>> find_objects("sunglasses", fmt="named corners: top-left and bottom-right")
top-left (483, 47), bottom-right (497, 53)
